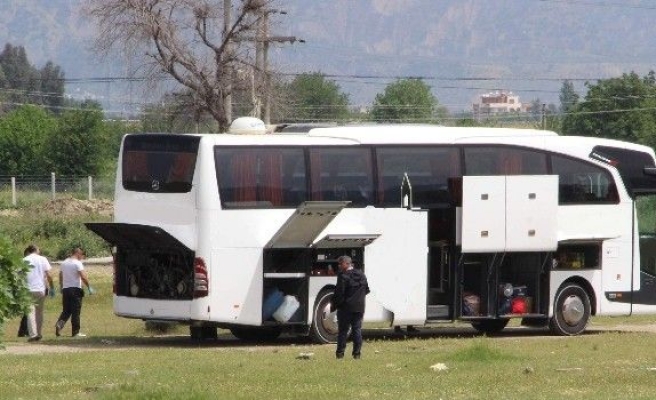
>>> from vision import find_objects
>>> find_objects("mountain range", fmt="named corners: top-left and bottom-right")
top-left (2, 0), bottom-right (656, 114)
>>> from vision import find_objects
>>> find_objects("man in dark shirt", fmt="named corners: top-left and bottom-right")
top-left (332, 255), bottom-right (370, 359)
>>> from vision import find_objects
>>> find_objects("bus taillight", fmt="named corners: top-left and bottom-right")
top-left (193, 257), bottom-right (209, 298)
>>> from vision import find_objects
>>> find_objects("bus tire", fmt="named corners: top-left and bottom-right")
top-left (229, 326), bottom-right (282, 342)
top-left (471, 318), bottom-right (509, 334)
top-left (311, 290), bottom-right (339, 344)
top-left (550, 283), bottom-right (591, 336)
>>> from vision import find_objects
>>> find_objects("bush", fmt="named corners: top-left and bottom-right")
top-left (2, 213), bottom-right (112, 260)
top-left (0, 235), bottom-right (30, 333)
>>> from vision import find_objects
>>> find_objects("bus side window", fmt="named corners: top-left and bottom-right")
top-left (552, 154), bottom-right (618, 204)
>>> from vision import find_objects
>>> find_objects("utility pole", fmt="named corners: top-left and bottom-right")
top-left (224, 0), bottom-right (232, 125)
top-left (255, 6), bottom-right (304, 124)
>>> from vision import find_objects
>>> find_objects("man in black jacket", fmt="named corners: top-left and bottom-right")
top-left (332, 255), bottom-right (370, 359)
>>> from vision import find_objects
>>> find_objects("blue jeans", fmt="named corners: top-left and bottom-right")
top-left (336, 310), bottom-right (364, 357)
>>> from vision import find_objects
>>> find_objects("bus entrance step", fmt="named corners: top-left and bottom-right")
top-left (426, 305), bottom-right (449, 319)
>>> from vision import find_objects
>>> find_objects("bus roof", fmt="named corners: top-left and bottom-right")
top-left (140, 125), bottom-right (655, 157)
top-left (306, 125), bottom-right (559, 144)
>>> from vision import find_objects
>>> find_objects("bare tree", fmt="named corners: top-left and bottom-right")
top-left (84, 0), bottom-right (271, 131)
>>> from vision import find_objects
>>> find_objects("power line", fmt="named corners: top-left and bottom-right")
top-left (536, 0), bottom-right (656, 9)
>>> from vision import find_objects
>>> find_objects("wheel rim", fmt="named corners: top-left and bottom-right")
top-left (318, 301), bottom-right (339, 336)
top-left (561, 294), bottom-right (585, 326)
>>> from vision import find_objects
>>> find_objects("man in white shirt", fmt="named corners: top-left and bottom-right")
top-left (55, 247), bottom-right (93, 337)
top-left (24, 244), bottom-right (55, 342)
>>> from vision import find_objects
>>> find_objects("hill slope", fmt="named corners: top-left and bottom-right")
top-left (2, 0), bottom-right (655, 110)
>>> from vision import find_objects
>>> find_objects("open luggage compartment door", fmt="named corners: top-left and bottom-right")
top-left (266, 201), bottom-right (350, 248)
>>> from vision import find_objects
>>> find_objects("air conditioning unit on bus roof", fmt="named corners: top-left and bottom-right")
top-left (229, 117), bottom-right (267, 135)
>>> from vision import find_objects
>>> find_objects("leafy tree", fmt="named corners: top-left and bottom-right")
top-left (0, 235), bottom-right (30, 335)
top-left (44, 101), bottom-right (105, 176)
top-left (559, 80), bottom-right (579, 114)
top-left (96, 119), bottom-right (135, 175)
top-left (455, 117), bottom-right (479, 127)
top-left (0, 105), bottom-right (56, 175)
top-left (281, 73), bottom-right (350, 122)
top-left (142, 91), bottom-right (218, 133)
top-left (529, 98), bottom-right (544, 122)
top-left (38, 61), bottom-right (65, 113)
top-left (371, 79), bottom-right (439, 123)
top-left (0, 44), bottom-right (65, 114)
top-left (0, 44), bottom-right (39, 110)
top-left (561, 71), bottom-right (656, 148)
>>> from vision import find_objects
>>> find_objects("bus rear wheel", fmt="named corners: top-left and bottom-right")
top-left (550, 283), bottom-right (591, 336)
top-left (471, 318), bottom-right (509, 334)
top-left (311, 290), bottom-right (339, 344)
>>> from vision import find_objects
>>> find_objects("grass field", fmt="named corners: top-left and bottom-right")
top-left (3, 267), bottom-right (656, 399)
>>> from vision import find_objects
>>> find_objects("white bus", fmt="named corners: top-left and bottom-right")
top-left (87, 120), bottom-right (656, 342)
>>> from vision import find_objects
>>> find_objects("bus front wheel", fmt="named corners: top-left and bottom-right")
top-left (311, 290), bottom-right (339, 344)
top-left (550, 283), bottom-right (591, 336)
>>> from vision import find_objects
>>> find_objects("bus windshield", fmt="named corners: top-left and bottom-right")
top-left (122, 134), bottom-right (200, 193)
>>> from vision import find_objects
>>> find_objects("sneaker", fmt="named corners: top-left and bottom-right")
top-left (336, 353), bottom-right (344, 359)
top-left (73, 333), bottom-right (87, 338)
top-left (27, 335), bottom-right (42, 342)
top-left (353, 354), bottom-right (361, 359)
top-left (55, 321), bottom-right (64, 337)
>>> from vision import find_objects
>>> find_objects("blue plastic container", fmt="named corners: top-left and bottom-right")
top-left (263, 288), bottom-right (285, 320)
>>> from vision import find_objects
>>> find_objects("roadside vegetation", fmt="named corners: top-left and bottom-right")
top-left (0, 197), bottom-right (113, 260)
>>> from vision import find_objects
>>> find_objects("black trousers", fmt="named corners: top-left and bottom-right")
top-left (58, 287), bottom-right (84, 336)
top-left (17, 315), bottom-right (28, 337)
top-left (336, 310), bottom-right (364, 357)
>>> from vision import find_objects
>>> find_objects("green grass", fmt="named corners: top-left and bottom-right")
top-left (3, 267), bottom-right (656, 399)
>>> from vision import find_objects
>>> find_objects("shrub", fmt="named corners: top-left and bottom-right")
top-left (0, 235), bottom-right (30, 338)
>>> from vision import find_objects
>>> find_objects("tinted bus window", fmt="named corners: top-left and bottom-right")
top-left (309, 147), bottom-right (373, 206)
top-left (122, 134), bottom-right (200, 193)
top-left (215, 147), bottom-right (306, 208)
top-left (464, 146), bottom-right (547, 175)
top-left (376, 147), bottom-right (461, 207)
top-left (551, 155), bottom-right (618, 204)
top-left (591, 146), bottom-right (656, 198)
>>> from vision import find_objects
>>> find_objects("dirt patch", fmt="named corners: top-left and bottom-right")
top-left (40, 198), bottom-right (113, 217)
top-left (2, 343), bottom-right (92, 355)
top-left (0, 209), bottom-right (20, 217)
top-left (0, 197), bottom-right (113, 218)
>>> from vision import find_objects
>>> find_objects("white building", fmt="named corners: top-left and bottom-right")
top-left (473, 91), bottom-right (529, 120)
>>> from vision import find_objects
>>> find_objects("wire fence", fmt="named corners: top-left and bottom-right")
top-left (0, 174), bottom-right (115, 208)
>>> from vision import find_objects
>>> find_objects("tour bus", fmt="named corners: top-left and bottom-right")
top-left (87, 118), bottom-right (656, 343)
